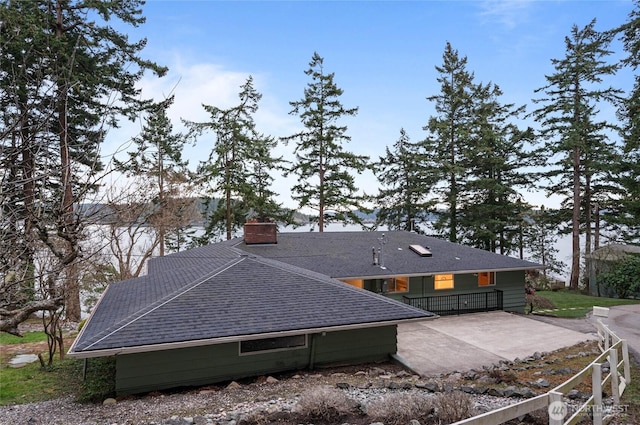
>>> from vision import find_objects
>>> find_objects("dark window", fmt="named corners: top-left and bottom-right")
top-left (240, 335), bottom-right (307, 354)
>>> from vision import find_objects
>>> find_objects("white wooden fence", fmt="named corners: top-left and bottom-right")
top-left (451, 320), bottom-right (631, 425)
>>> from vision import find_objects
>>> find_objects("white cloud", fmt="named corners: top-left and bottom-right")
top-left (478, 0), bottom-right (535, 29)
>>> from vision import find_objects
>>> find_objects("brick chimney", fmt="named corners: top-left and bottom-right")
top-left (244, 221), bottom-right (277, 244)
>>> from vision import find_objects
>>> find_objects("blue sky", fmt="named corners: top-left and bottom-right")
top-left (105, 0), bottom-right (635, 210)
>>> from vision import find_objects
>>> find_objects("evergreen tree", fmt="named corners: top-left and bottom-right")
top-left (244, 133), bottom-right (294, 224)
top-left (373, 129), bottom-right (436, 232)
top-left (611, 0), bottom-right (640, 243)
top-left (523, 206), bottom-right (566, 282)
top-left (459, 82), bottom-right (537, 254)
top-left (284, 52), bottom-right (369, 231)
top-left (115, 96), bottom-right (192, 256)
top-left (423, 43), bottom-right (476, 243)
top-left (187, 76), bottom-right (288, 242)
top-left (531, 20), bottom-right (621, 289)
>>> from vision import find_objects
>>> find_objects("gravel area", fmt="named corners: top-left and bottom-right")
top-left (0, 365), bottom-right (519, 425)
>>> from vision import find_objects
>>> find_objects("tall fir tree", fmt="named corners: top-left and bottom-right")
top-left (611, 0), bottom-right (640, 244)
top-left (186, 76), bottom-right (288, 242)
top-left (284, 52), bottom-right (369, 231)
top-left (531, 20), bottom-right (621, 289)
top-left (373, 129), bottom-right (437, 232)
top-left (423, 43), bottom-right (476, 243)
top-left (459, 82), bottom-right (537, 254)
top-left (115, 96), bottom-right (192, 256)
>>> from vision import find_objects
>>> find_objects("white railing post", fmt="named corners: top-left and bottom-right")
top-left (609, 347), bottom-right (620, 404)
top-left (592, 362), bottom-right (603, 425)
top-left (548, 391), bottom-right (565, 425)
top-left (622, 340), bottom-right (631, 386)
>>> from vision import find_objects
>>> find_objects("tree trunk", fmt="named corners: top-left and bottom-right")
top-left (569, 144), bottom-right (581, 290)
top-left (56, 0), bottom-right (80, 321)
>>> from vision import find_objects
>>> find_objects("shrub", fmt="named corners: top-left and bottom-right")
top-left (366, 392), bottom-right (435, 425)
top-left (435, 391), bottom-right (474, 423)
top-left (294, 386), bottom-right (357, 422)
top-left (76, 356), bottom-right (116, 403)
top-left (526, 293), bottom-right (557, 314)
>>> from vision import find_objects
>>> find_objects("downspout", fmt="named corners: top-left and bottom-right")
top-left (308, 333), bottom-right (318, 371)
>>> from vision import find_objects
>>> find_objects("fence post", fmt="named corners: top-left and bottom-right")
top-left (592, 362), bottom-right (603, 425)
top-left (548, 391), bottom-right (565, 425)
top-left (609, 347), bottom-right (620, 404)
top-left (622, 340), bottom-right (631, 386)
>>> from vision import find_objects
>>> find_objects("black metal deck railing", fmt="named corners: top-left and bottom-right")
top-left (402, 289), bottom-right (503, 316)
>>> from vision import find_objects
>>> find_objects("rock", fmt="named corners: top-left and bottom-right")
top-left (226, 381), bottom-right (241, 389)
top-left (477, 375), bottom-right (497, 384)
top-left (567, 389), bottom-right (581, 399)
top-left (515, 387), bottom-right (536, 398)
top-left (460, 385), bottom-right (475, 394)
top-left (565, 354), bottom-right (578, 359)
top-left (103, 398), bottom-right (117, 405)
top-left (533, 351), bottom-right (543, 360)
top-left (358, 382), bottom-right (372, 389)
top-left (265, 376), bottom-right (279, 384)
top-left (408, 420), bottom-right (421, 425)
top-left (332, 372), bottom-right (347, 377)
top-left (192, 416), bottom-right (208, 425)
top-left (532, 378), bottom-right (550, 388)
top-left (336, 382), bottom-right (351, 389)
top-left (387, 381), bottom-right (400, 389)
top-left (291, 374), bottom-right (301, 379)
top-left (369, 367), bottom-right (386, 376)
top-left (395, 370), bottom-right (412, 378)
top-left (464, 370), bottom-right (478, 380)
top-left (415, 382), bottom-right (439, 392)
top-left (355, 371), bottom-right (367, 376)
top-left (555, 368), bottom-right (572, 375)
top-left (488, 387), bottom-right (505, 397)
top-left (503, 386), bottom-right (518, 397)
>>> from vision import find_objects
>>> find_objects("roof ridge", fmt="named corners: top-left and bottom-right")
top-left (81, 256), bottom-right (246, 351)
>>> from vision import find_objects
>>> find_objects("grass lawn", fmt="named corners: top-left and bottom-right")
top-left (0, 331), bottom-right (48, 345)
top-left (535, 289), bottom-right (640, 318)
top-left (0, 356), bottom-right (115, 405)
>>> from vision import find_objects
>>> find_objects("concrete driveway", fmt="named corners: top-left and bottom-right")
top-left (397, 311), bottom-right (597, 376)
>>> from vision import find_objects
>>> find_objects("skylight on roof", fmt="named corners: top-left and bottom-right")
top-left (409, 245), bottom-right (432, 257)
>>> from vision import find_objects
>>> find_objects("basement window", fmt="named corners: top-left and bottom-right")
top-left (434, 274), bottom-right (454, 290)
top-left (478, 272), bottom-right (496, 287)
top-left (239, 335), bottom-right (307, 355)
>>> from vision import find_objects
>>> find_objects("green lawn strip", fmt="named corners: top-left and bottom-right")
top-left (0, 356), bottom-right (115, 406)
top-left (0, 359), bottom-right (82, 405)
top-left (0, 332), bottom-right (48, 345)
top-left (535, 290), bottom-right (640, 318)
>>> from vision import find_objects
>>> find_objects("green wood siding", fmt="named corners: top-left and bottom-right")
top-left (370, 271), bottom-right (526, 314)
top-left (115, 326), bottom-right (397, 395)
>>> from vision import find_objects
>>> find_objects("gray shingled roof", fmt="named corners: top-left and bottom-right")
top-left (70, 244), bottom-right (432, 357)
top-left (231, 231), bottom-right (540, 278)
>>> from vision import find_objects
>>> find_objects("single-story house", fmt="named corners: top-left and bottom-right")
top-left (68, 225), bottom-right (540, 395)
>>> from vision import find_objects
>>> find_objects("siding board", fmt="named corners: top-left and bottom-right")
top-left (115, 326), bottom-right (398, 395)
